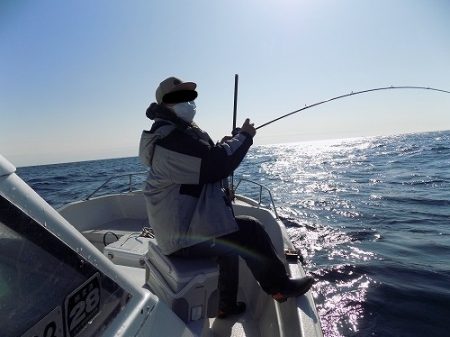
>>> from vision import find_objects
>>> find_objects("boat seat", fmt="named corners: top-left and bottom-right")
top-left (145, 240), bottom-right (219, 323)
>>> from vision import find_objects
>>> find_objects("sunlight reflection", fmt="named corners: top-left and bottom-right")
top-left (251, 138), bottom-right (389, 336)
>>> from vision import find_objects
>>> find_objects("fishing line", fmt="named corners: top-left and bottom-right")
top-left (255, 86), bottom-right (450, 130)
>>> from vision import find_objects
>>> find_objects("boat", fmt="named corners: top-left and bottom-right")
top-left (0, 153), bottom-right (323, 337)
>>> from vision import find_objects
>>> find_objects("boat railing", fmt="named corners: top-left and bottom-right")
top-left (84, 173), bottom-right (278, 217)
top-left (85, 171), bottom-right (148, 200)
top-left (234, 178), bottom-right (279, 218)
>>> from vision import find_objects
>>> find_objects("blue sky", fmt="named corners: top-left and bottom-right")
top-left (1, 0), bottom-right (449, 166)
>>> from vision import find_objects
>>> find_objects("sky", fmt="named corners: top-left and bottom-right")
top-left (1, 0), bottom-right (449, 167)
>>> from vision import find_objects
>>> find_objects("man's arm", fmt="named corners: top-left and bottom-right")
top-left (154, 119), bottom-right (256, 185)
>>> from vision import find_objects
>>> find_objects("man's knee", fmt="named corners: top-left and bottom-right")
top-left (235, 215), bottom-right (265, 235)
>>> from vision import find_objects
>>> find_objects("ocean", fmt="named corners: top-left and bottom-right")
top-left (16, 130), bottom-right (450, 337)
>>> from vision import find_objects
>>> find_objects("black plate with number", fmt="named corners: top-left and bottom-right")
top-left (64, 273), bottom-right (101, 337)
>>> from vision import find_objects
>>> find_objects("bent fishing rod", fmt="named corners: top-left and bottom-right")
top-left (255, 85), bottom-right (450, 130)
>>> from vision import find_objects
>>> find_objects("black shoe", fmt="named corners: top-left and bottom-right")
top-left (217, 301), bottom-right (246, 319)
top-left (272, 276), bottom-right (314, 303)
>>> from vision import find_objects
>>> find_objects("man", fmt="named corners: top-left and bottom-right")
top-left (139, 76), bottom-right (313, 318)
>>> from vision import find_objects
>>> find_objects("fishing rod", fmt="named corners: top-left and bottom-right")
top-left (256, 86), bottom-right (450, 130)
top-left (232, 74), bottom-right (239, 134)
top-left (231, 74), bottom-right (239, 192)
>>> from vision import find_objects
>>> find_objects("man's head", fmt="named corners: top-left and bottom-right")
top-left (155, 77), bottom-right (197, 104)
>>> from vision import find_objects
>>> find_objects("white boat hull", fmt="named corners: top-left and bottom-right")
top-left (59, 190), bottom-right (323, 337)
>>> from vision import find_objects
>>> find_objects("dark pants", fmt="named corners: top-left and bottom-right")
top-left (171, 215), bottom-right (289, 308)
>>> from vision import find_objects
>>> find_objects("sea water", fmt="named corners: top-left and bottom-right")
top-left (17, 130), bottom-right (450, 337)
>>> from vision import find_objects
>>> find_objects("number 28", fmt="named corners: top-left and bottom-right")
top-left (69, 288), bottom-right (100, 331)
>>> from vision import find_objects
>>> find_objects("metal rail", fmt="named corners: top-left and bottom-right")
top-left (84, 173), bottom-right (279, 218)
top-left (85, 171), bottom-right (148, 200)
top-left (234, 178), bottom-right (279, 218)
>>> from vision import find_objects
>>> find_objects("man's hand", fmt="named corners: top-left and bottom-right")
top-left (222, 118), bottom-right (256, 142)
top-left (240, 118), bottom-right (256, 138)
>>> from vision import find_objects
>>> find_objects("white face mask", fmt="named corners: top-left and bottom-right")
top-left (171, 101), bottom-right (196, 123)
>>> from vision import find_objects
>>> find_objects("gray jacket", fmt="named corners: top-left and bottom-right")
top-left (139, 118), bottom-right (253, 255)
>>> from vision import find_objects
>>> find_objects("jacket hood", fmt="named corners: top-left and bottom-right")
top-left (139, 120), bottom-right (176, 167)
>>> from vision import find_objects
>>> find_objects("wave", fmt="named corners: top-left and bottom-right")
top-left (382, 196), bottom-right (450, 206)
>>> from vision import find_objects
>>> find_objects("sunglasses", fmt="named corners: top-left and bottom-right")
top-left (162, 90), bottom-right (198, 104)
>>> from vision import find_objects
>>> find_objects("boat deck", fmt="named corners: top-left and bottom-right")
top-left (209, 308), bottom-right (260, 337)
top-left (114, 264), bottom-right (264, 337)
